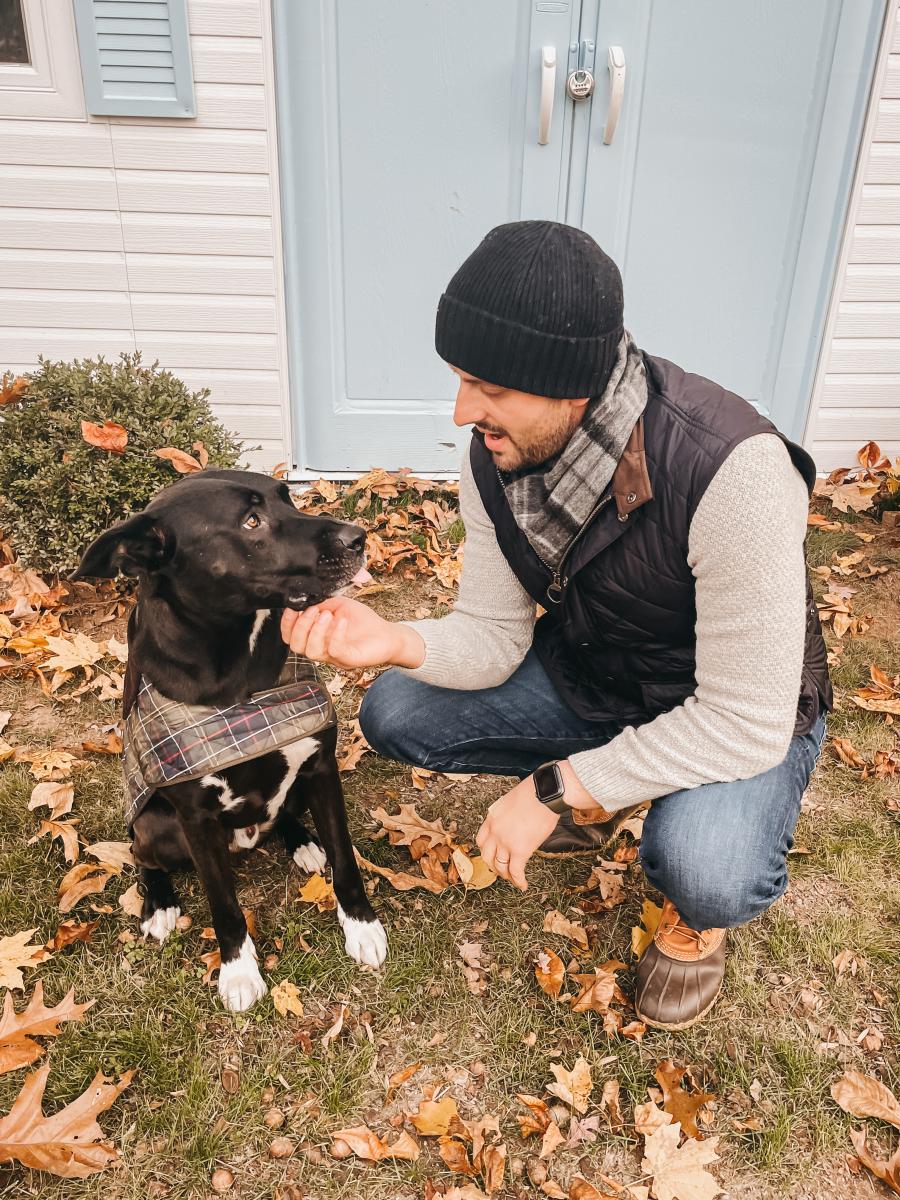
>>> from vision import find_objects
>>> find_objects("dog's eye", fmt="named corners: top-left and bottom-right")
top-left (242, 513), bottom-right (261, 530)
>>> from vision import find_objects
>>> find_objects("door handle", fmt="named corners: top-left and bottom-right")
top-left (538, 45), bottom-right (556, 145)
top-left (602, 45), bottom-right (626, 145)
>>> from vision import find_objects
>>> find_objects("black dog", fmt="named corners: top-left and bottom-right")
top-left (74, 469), bottom-right (387, 1011)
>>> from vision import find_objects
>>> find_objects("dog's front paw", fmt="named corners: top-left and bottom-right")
top-left (141, 905), bottom-right (181, 943)
top-left (218, 936), bottom-right (267, 1012)
top-left (338, 905), bottom-right (388, 968)
top-left (293, 840), bottom-right (328, 874)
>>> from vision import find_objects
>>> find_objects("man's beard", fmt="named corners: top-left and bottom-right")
top-left (481, 406), bottom-right (582, 471)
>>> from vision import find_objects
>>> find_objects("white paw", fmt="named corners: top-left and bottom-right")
top-left (293, 841), bottom-right (328, 873)
top-left (141, 905), bottom-right (180, 943)
top-left (338, 904), bottom-right (388, 968)
top-left (218, 936), bottom-right (268, 1012)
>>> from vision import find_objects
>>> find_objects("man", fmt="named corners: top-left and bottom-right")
top-left (282, 221), bottom-right (830, 1030)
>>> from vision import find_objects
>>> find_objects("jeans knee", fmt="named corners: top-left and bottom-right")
top-left (641, 851), bottom-right (785, 931)
top-left (357, 670), bottom-right (427, 765)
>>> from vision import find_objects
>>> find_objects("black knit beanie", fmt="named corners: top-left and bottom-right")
top-left (435, 220), bottom-right (624, 399)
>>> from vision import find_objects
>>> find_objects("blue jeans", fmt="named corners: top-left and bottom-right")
top-left (359, 649), bottom-right (826, 931)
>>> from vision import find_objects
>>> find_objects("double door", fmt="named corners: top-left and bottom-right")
top-left (273, 0), bottom-right (885, 471)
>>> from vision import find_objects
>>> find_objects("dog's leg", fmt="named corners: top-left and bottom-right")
top-left (278, 803), bottom-right (327, 874)
top-left (180, 812), bottom-right (267, 1012)
top-left (139, 867), bottom-right (181, 942)
top-left (301, 758), bottom-right (388, 969)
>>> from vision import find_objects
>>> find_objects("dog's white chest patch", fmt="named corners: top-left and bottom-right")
top-left (265, 737), bottom-right (320, 822)
top-left (248, 608), bottom-right (271, 654)
top-left (200, 737), bottom-right (320, 829)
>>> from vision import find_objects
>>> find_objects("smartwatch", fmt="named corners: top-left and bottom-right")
top-left (533, 760), bottom-right (568, 814)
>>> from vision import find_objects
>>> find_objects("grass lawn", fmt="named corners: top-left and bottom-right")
top-left (0, 501), bottom-right (897, 1200)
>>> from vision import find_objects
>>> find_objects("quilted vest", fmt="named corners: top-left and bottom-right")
top-left (469, 353), bottom-right (832, 734)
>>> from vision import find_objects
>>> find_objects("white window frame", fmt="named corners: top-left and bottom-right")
top-left (0, 0), bottom-right (85, 118)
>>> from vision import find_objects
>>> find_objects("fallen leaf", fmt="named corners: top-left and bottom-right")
top-left (17, 749), bottom-right (80, 782)
top-left (83, 842), bottom-right (133, 870)
top-left (354, 849), bottom-right (446, 894)
top-left (42, 633), bottom-right (104, 675)
top-left (410, 1094), bottom-right (460, 1136)
top-left (632, 899), bottom-right (664, 960)
top-left (451, 849), bottom-right (497, 890)
top-left (570, 968), bottom-right (617, 1015)
top-left (0, 1063), bottom-right (132, 1178)
top-left (28, 819), bottom-right (80, 865)
top-left (481, 1140), bottom-right (506, 1193)
top-left (387, 1061), bottom-right (422, 1100)
top-left (540, 1121), bottom-right (566, 1160)
top-left (57, 862), bottom-right (119, 914)
top-left (600, 1079), bottom-right (624, 1129)
top-left (517, 1095), bottom-right (553, 1137)
top-left (271, 980), bottom-right (304, 1018)
top-left (337, 721), bottom-right (369, 772)
top-left (849, 1126), bottom-right (900, 1196)
top-left (439, 1135), bottom-right (477, 1176)
top-left (0, 984), bottom-right (93, 1075)
top-left (831, 1072), bottom-right (900, 1129)
top-left (547, 1057), bottom-right (592, 1114)
top-left (330, 1125), bottom-right (420, 1162)
top-left (371, 802), bottom-right (450, 849)
top-left (641, 1122), bottom-right (722, 1200)
top-left (321, 1004), bottom-right (347, 1051)
top-left (535, 948), bottom-right (566, 1000)
top-left (831, 737), bottom-right (867, 769)
top-left (542, 910), bottom-right (589, 951)
top-left (569, 1181), bottom-right (620, 1200)
top-left (81, 419), bottom-right (127, 454)
top-left (634, 1101), bottom-right (674, 1137)
top-left (81, 731), bottom-right (123, 755)
top-left (117, 883), bottom-right (143, 919)
top-left (152, 446), bottom-right (202, 473)
top-left (833, 949), bottom-right (861, 979)
top-left (298, 874), bottom-right (336, 911)
top-left (0, 931), bottom-right (48, 992)
top-left (28, 782), bottom-right (74, 821)
top-left (49, 921), bottom-right (98, 952)
top-left (655, 1061), bottom-right (715, 1140)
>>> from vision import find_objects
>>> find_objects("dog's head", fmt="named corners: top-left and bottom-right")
top-left (72, 470), bottom-right (367, 614)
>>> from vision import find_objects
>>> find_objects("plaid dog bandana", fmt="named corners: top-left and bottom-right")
top-left (123, 654), bottom-right (335, 829)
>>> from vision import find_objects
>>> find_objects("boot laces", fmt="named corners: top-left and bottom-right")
top-left (659, 900), bottom-right (717, 955)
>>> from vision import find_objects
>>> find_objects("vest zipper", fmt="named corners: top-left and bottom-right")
top-left (496, 465), bottom-right (614, 605)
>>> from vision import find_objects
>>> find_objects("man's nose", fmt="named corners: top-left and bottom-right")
top-left (453, 384), bottom-right (486, 429)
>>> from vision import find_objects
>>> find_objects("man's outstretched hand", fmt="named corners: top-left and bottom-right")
top-left (281, 596), bottom-right (425, 671)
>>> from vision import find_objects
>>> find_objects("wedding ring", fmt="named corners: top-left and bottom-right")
top-left (496, 856), bottom-right (510, 865)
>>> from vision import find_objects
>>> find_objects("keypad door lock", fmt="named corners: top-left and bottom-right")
top-left (566, 68), bottom-right (594, 100)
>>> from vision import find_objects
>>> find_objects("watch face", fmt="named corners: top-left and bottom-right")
top-left (535, 762), bottom-right (564, 802)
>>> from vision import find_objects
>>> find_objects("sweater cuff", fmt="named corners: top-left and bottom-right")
top-left (568, 743), bottom-right (659, 812)
top-left (394, 619), bottom-right (460, 687)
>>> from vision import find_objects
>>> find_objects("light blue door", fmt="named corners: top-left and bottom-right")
top-left (572, 0), bottom-right (886, 439)
top-left (274, 1), bottom-right (885, 471)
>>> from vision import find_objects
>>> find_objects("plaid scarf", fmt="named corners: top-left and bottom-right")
top-left (123, 654), bottom-right (335, 828)
top-left (500, 332), bottom-right (648, 568)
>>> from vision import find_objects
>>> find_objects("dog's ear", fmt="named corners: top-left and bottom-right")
top-left (70, 513), bottom-right (174, 580)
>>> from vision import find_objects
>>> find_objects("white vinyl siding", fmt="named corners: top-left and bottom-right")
top-left (0, 0), bottom-right (288, 472)
top-left (807, 1), bottom-right (900, 471)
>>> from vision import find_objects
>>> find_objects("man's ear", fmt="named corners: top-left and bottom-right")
top-left (70, 513), bottom-right (174, 580)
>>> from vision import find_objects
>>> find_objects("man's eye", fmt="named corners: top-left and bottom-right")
top-left (243, 513), bottom-right (261, 530)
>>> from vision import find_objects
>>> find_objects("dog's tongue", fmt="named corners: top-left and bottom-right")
top-left (351, 567), bottom-right (373, 586)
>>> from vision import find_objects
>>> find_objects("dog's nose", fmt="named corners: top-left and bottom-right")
top-left (336, 526), bottom-right (366, 554)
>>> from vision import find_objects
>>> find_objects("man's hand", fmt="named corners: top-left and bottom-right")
top-left (476, 776), bottom-right (560, 891)
top-left (281, 596), bottom-right (425, 670)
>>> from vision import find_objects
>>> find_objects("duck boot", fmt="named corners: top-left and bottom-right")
top-left (536, 802), bottom-right (646, 858)
top-left (634, 898), bottom-right (726, 1030)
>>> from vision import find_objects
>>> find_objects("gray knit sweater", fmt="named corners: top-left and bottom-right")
top-left (401, 433), bottom-right (810, 812)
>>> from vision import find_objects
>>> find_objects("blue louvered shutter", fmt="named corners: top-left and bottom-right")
top-left (74, 0), bottom-right (195, 117)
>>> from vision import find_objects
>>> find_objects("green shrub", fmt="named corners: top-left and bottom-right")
top-left (0, 353), bottom-right (244, 574)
